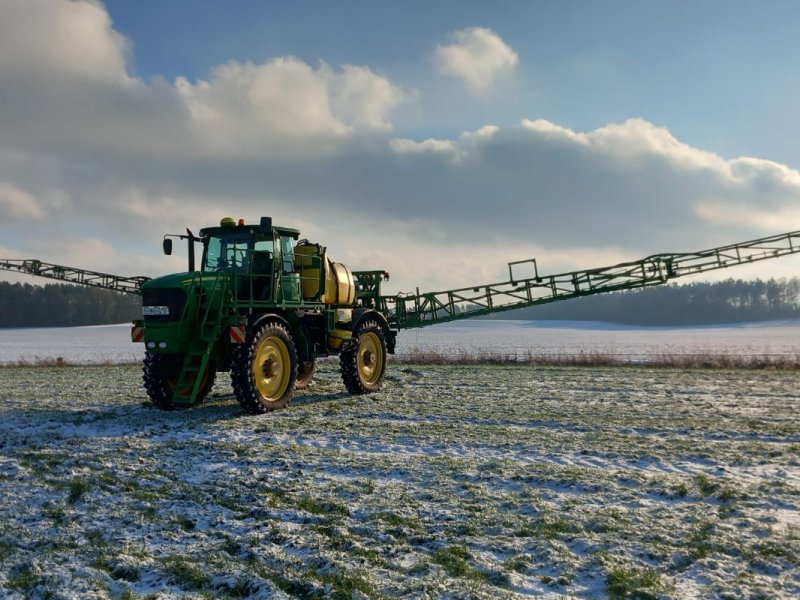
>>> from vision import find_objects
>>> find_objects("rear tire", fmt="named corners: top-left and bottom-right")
top-left (340, 320), bottom-right (387, 394)
top-left (295, 357), bottom-right (316, 390)
top-left (231, 321), bottom-right (297, 414)
top-left (143, 353), bottom-right (215, 410)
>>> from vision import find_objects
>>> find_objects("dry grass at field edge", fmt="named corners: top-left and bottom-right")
top-left (393, 349), bottom-right (800, 369)
top-left (2, 350), bottom-right (799, 370)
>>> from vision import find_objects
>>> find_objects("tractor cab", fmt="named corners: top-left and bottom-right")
top-left (198, 217), bottom-right (301, 305)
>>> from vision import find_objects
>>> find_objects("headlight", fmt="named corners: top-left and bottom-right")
top-left (142, 305), bottom-right (170, 316)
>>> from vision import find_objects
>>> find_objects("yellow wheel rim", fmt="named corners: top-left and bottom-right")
top-left (253, 335), bottom-right (291, 400)
top-left (357, 332), bottom-right (383, 385)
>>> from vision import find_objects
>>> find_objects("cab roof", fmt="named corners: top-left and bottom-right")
top-left (274, 226), bottom-right (301, 239)
top-left (199, 224), bottom-right (300, 240)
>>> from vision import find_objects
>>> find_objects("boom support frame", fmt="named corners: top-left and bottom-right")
top-left (376, 230), bottom-right (800, 330)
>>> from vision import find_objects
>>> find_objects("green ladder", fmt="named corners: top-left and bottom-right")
top-left (172, 276), bottom-right (229, 406)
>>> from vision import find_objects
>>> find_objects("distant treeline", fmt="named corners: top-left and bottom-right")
top-left (503, 278), bottom-right (800, 325)
top-left (0, 282), bottom-right (141, 328)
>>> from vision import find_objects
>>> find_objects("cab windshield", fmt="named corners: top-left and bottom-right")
top-left (203, 233), bottom-right (275, 273)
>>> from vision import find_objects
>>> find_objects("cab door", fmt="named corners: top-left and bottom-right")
top-left (279, 235), bottom-right (301, 303)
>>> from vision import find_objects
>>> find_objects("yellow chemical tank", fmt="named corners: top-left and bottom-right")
top-left (327, 328), bottom-right (352, 350)
top-left (295, 243), bottom-right (324, 299)
top-left (294, 242), bottom-right (356, 306)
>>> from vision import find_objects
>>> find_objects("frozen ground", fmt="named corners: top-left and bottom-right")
top-left (0, 363), bottom-right (798, 598)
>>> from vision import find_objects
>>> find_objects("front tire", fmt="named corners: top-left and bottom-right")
top-left (340, 320), bottom-right (387, 394)
top-left (231, 321), bottom-right (298, 414)
top-left (143, 353), bottom-right (216, 410)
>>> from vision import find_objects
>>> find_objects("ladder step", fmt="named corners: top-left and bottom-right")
top-left (171, 277), bottom-right (228, 405)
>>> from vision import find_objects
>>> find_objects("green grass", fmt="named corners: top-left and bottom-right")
top-left (688, 520), bottom-right (718, 560)
top-left (315, 567), bottom-right (377, 600)
top-left (606, 566), bottom-right (665, 599)
top-left (7, 563), bottom-right (38, 593)
top-left (376, 511), bottom-right (420, 529)
top-left (67, 476), bottom-right (91, 504)
top-left (172, 513), bottom-right (197, 531)
top-left (514, 516), bottom-right (583, 539)
top-left (296, 495), bottom-right (350, 517)
top-left (694, 473), bottom-right (718, 497)
top-left (431, 544), bottom-right (479, 579)
top-left (0, 539), bottom-right (14, 562)
top-left (163, 556), bottom-right (210, 590)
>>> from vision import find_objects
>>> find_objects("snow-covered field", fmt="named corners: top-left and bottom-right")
top-left (398, 319), bottom-right (800, 362)
top-left (2, 319), bottom-right (800, 364)
top-left (1, 363), bottom-right (798, 598)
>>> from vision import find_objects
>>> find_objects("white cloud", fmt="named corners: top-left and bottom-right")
top-left (175, 58), bottom-right (350, 139)
top-left (0, 182), bottom-right (44, 219)
top-left (694, 202), bottom-right (800, 231)
top-left (175, 59), bottom-right (404, 152)
top-left (328, 65), bottom-right (406, 132)
top-left (434, 27), bottom-right (519, 92)
top-left (521, 118), bottom-right (726, 172)
top-left (390, 138), bottom-right (457, 155)
top-left (390, 125), bottom-right (499, 158)
top-left (0, 0), bottom-right (407, 162)
top-left (0, 0), bottom-right (131, 83)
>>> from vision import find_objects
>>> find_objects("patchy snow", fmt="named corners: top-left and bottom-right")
top-left (0, 363), bottom-right (798, 598)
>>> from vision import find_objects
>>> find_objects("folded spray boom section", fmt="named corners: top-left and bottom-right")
top-left (0, 259), bottom-right (149, 295)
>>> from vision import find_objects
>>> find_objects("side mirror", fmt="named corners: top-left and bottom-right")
top-left (162, 238), bottom-right (173, 255)
top-left (260, 216), bottom-right (272, 234)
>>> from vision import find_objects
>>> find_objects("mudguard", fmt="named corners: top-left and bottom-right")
top-left (352, 308), bottom-right (397, 354)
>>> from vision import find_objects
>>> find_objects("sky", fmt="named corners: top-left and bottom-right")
top-left (1, 0), bottom-right (800, 293)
